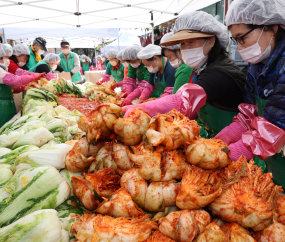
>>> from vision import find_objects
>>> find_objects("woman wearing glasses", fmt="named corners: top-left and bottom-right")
top-left (215, 0), bottom-right (285, 188)
top-left (122, 11), bottom-right (246, 138)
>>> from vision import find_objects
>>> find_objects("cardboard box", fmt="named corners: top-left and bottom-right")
top-left (56, 72), bottom-right (72, 81)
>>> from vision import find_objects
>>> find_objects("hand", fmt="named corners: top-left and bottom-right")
top-left (111, 82), bottom-right (124, 90)
top-left (33, 73), bottom-right (46, 79)
top-left (96, 78), bottom-right (103, 85)
top-left (137, 98), bottom-right (144, 104)
top-left (121, 98), bottom-right (133, 107)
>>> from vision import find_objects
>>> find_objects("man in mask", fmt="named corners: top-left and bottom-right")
top-left (26, 37), bottom-right (47, 70)
top-left (59, 40), bottom-right (82, 83)
top-left (154, 28), bottom-right (161, 45)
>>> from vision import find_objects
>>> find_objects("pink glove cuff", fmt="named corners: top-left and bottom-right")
top-left (233, 103), bottom-right (258, 131)
top-left (139, 81), bottom-right (155, 101)
top-left (138, 81), bottom-right (147, 92)
top-left (214, 122), bottom-right (246, 145)
top-left (15, 68), bottom-right (30, 76)
top-left (46, 72), bottom-right (57, 81)
top-left (229, 139), bottom-right (254, 161)
top-left (160, 87), bottom-right (174, 98)
top-left (3, 72), bottom-right (34, 88)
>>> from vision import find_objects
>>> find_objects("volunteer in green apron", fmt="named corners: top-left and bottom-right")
top-left (136, 44), bottom-right (176, 103)
top-left (0, 44), bottom-right (44, 127)
top-left (161, 32), bottom-right (193, 94)
top-left (26, 37), bottom-right (47, 70)
top-left (29, 53), bottom-right (64, 80)
top-left (214, 0), bottom-right (285, 188)
top-left (59, 41), bottom-right (82, 83)
top-left (119, 45), bottom-right (150, 107)
top-left (96, 49), bottom-right (124, 85)
top-left (122, 11), bottom-right (246, 139)
top-left (80, 55), bottom-right (92, 75)
top-left (102, 54), bottom-right (108, 68)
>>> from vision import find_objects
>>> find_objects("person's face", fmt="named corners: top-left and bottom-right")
top-left (164, 49), bottom-right (180, 62)
top-left (61, 46), bottom-right (71, 53)
top-left (230, 24), bottom-right (277, 52)
top-left (48, 62), bottom-right (58, 70)
top-left (16, 54), bottom-right (29, 64)
top-left (0, 56), bottom-right (9, 65)
top-left (180, 37), bottom-right (215, 56)
top-left (33, 44), bottom-right (43, 52)
top-left (127, 59), bottom-right (141, 65)
top-left (142, 56), bottom-right (159, 69)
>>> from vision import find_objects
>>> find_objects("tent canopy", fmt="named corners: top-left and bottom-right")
top-left (100, 31), bottom-right (140, 53)
top-left (0, 0), bottom-right (222, 29)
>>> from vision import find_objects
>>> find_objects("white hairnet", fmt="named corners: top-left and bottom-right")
top-left (122, 45), bottom-right (143, 60)
top-left (137, 44), bottom-right (162, 59)
top-left (173, 11), bottom-right (229, 49)
top-left (81, 55), bottom-right (87, 59)
top-left (106, 49), bottom-right (118, 58)
top-left (225, 0), bottom-right (285, 30)
top-left (43, 53), bottom-right (60, 63)
top-left (96, 56), bottom-right (102, 60)
top-left (0, 43), bottom-right (13, 57)
top-left (101, 53), bottom-right (106, 57)
top-left (117, 50), bottom-right (124, 60)
top-left (161, 32), bottom-right (180, 50)
top-left (13, 44), bottom-right (30, 56)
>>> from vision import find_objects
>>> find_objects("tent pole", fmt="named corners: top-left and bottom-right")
top-left (118, 29), bottom-right (120, 51)
top-left (150, 11), bottom-right (154, 44)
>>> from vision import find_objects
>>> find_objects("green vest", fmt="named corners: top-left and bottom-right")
top-left (0, 65), bottom-right (17, 127)
top-left (82, 61), bottom-right (90, 75)
top-left (29, 60), bottom-right (51, 73)
top-left (26, 46), bottom-right (39, 70)
top-left (59, 52), bottom-right (82, 82)
top-left (106, 62), bottom-right (124, 83)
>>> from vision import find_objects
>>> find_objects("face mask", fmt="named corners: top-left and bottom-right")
top-left (102, 57), bottom-right (106, 61)
top-left (181, 40), bottom-right (208, 69)
top-left (50, 65), bottom-right (57, 71)
top-left (146, 63), bottom-right (159, 73)
top-left (18, 61), bottom-right (26, 67)
top-left (122, 62), bottom-right (129, 67)
top-left (238, 28), bottom-right (273, 64)
top-left (62, 49), bottom-right (70, 55)
top-left (131, 62), bottom-right (140, 68)
top-left (3, 59), bottom-right (10, 66)
top-left (170, 58), bottom-right (182, 68)
top-left (37, 49), bottom-right (45, 55)
top-left (110, 60), bottom-right (118, 66)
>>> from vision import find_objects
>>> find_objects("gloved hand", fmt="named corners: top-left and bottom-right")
top-left (80, 67), bottom-right (83, 75)
top-left (233, 103), bottom-right (258, 131)
top-left (111, 78), bottom-right (136, 97)
top-left (242, 117), bottom-right (285, 160)
top-left (96, 73), bottom-right (111, 85)
top-left (122, 83), bottom-right (207, 117)
top-left (214, 122), bottom-right (246, 145)
top-left (33, 73), bottom-right (46, 80)
top-left (46, 72), bottom-right (57, 81)
top-left (160, 87), bottom-right (174, 98)
top-left (14, 68), bottom-right (30, 76)
top-left (3, 72), bottom-right (40, 88)
top-left (121, 81), bottom-right (146, 107)
top-left (228, 139), bottom-right (254, 161)
top-left (137, 80), bottom-right (154, 104)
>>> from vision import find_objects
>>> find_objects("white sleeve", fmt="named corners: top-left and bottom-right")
top-left (0, 67), bottom-right (7, 84)
top-left (71, 53), bottom-right (81, 74)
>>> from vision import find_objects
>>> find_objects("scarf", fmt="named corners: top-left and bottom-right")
top-left (31, 45), bottom-right (42, 63)
top-left (112, 61), bottom-right (120, 71)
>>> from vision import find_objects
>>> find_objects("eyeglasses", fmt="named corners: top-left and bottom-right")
top-left (230, 28), bottom-right (256, 45)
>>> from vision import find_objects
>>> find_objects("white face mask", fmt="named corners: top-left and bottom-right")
top-left (238, 28), bottom-right (273, 64)
top-left (122, 62), bottom-right (129, 67)
top-left (130, 62), bottom-right (140, 68)
top-left (18, 61), bottom-right (26, 67)
top-left (3, 59), bottom-right (10, 66)
top-left (170, 58), bottom-right (182, 68)
top-left (62, 49), bottom-right (70, 55)
top-left (102, 57), bottom-right (106, 61)
top-left (181, 40), bottom-right (208, 69)
top-left (110, 60), bottom-right (118, 66)
top-left (37, 49), bottom-right (45, 55)
top-left (50, 64), bottom-right (57, 71)
top-left (146, 63), bottom-right (159, 73)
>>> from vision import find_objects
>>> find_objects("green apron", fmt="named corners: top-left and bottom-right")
top-left (59, 52), bottom-right (82, 83)
top-left (29, 60), bottom-right (51, 73)
top-left (151, 57), bottom-right (167, 98)
top-left (197, 103), bottom-right (238, 138)
top-left (255, 94), bottom-right (285, 188)
top-left (0, 66), bottom-right (17, 127)
top-left (107, 62), bottom-right (124, 83)
top-left (82, 61), bottom-right (90, 75)
top-left (26, 46), bottom-right (39, 70)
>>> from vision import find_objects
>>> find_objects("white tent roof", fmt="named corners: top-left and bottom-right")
top-left (0, 0), bottom-right (222, 29)
top-left (100, 31), bottom-right (140, 53)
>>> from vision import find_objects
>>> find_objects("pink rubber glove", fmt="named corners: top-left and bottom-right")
top-left (96, 73), bottom-right (111, 85)
top-left (111, 78), bottom-right (136, 98)
top-left (46, 71), bottom-right (57, 81)
top-left (214, 122), bottom-right (246, 145)
top-left (89, 66), bottom-right (93, 71)
top-left (32, 73), bottom-right (46, 79)
top-left (137, 80), bottom-right (155, 104)
top-left (233, 103), bottom-right (258, 131)
top-left (121, 81), bottom-right (146, 107)
top-left (80, 67), bottom-right (83, 75)
top-left (14, 68), bottom-right (30, 76)
top-left (3, 72), bottom-right (44, 88)
top-left (160, 87), bottom-right (174, 98)
top-left (228, 139), bottom-right (254, 161)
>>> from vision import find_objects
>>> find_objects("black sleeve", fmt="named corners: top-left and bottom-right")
top-left (148, 73), bottom-right (155, 86)
top-left (195, 68), bottom-right (243, 109)
top-left (56, 65), bottom-right (64, 72)
top-left (21, 65), bottom-right (29, 71)
top-left (164, 62), bottom-right (176, 87)
top-left (35, 64), bottom-right (51, 73)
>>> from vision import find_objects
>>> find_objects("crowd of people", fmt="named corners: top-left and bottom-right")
top-left (1, 0), bottom-right (285, 187)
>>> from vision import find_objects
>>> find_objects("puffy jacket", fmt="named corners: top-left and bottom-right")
top-left (244, 35), bottom-right (285, 129)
